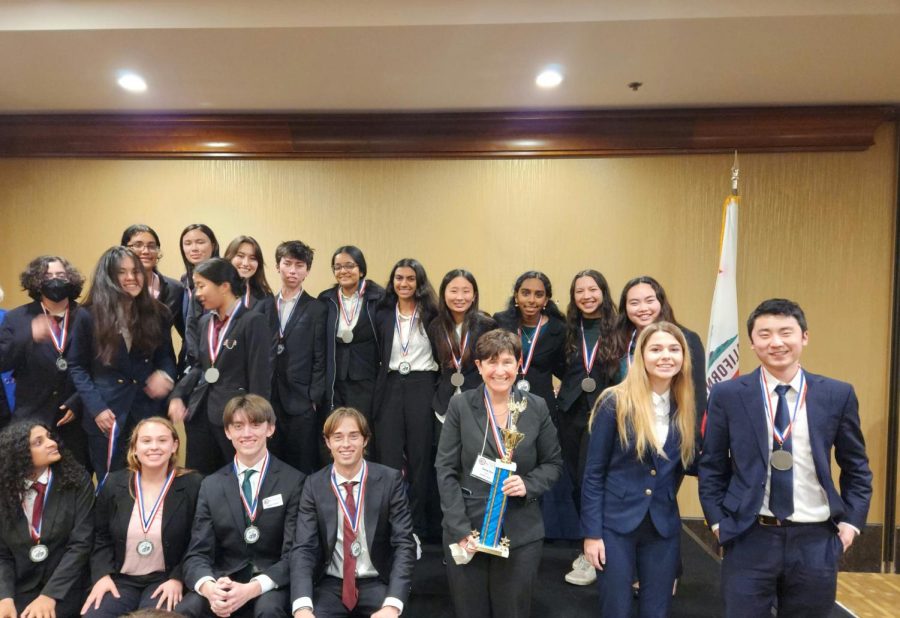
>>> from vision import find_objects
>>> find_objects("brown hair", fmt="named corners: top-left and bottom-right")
top-left (223, 394), bottom-right (276, 426)
top-left (474, 328), bottom-right (522, 362)
top-left (323, 407), bottom-right (371, 442)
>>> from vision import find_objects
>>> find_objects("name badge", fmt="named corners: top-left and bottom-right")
top-left (262, 494), bottom-right (283, 509)
top-left (470, 455), bottom-right (497, 484)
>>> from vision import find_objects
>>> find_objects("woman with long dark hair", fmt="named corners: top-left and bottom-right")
top-left (168, 258), bottom-right (272, 475)
top-left (69, 247), bottom-right (176, 481)
top-left (0, 420), bottom-right (93, 618)
top-left (178, 224), bottom-right (220, 370)
top-left (81, 417), bottom-right (202, 616)
top-left (223, 235), bottom-right (272, 311)
top-left (372, 258), bottom-right (439, 536)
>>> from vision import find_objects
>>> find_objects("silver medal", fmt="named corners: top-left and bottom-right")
top-left (276, 343), bottom-right (285, 355)
top-left (204, 367), bottom-right (220, 384)
top-left (55, 357), bottom-right (68, 371)
top-left (517, 379), bottom-right (531, 393)
top-left (581, 377), bottom-right (597, 393)
top-left (350, 540), bottom-right (362, 557)
top-left (29, 544), bottom-right (49, 563)
top-left (136, 540), bottom-right (154, 556)
top-left (450, 372), bottom-right (465, 388)
top-left (770, 449), bottom-right (793, 471)
top-left (398, 361), bottom-right (411, 375)
top-left (244, 525), bottom-right (261, 544)
top-left (341, 331), bottom-right (354, 344)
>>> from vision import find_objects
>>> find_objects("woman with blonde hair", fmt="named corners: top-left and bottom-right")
top-left (581, 321), bottom-right (697, 618)
top-left (82, 417), bottom-right (202, 617)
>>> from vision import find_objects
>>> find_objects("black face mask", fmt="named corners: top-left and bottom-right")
top-left (41, 278), bottom-right (71, 302)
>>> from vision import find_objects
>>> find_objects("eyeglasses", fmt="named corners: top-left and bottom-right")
top-left (127, 242), bottom-right (160, 253)
top-left (333, 263), bottom-right (358, 273)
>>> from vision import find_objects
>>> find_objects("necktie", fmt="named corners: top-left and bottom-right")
top-left (49, 316), bottom-right (63, 339)
top-left (769, 384), bottom-right (793, 520)
top-left (31, 481), bottom-right (47, 533)
top-left (341, 481), bottom-right (359, 610)
top-left (242, 469), bottom-right (256, 522)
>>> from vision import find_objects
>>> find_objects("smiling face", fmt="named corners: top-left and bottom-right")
top-left (626, 283), bottom-right (662, 331)
top-left (444, 276), bottom-right (475, 321)
top-left (224, 410), bottom-right (275, 466)
top-left (476, 350), bottom-right (518, 397)
top-left (231, 242), bottom-right (259, 280)
top-left (126, 231), bottom-right (160, 272)
top-left (515, 277), bottom-right (547, 322)
top-left (29, 426), bottom-right (61, 472)
top-left (332, 252), bottom-right (361, 289)
top-left (117, 255), bottom-right (145, 298)
top-left (642, 330), bottom-right (684, 392)
top-left (750, 313), bottom-right (808, 379)
top-left (573, 275), bottom-right (603, 318)
top-left (181, 229), bottom-right (214, 265)
top-left (133, 421), bottom-right (179, 471)
top-left (393, 266), bottom-right (418, 301)
top-left (325, 416), bottom-right (368, 471)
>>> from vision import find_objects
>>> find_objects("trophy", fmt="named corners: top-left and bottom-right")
top-left (471, 394), bottom-right (528, 558)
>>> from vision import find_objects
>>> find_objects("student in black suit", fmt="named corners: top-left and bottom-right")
top-left (121, 225), bottom-right (186, 342)
top-left (259, 240), bottom-right (327, 475)
top-left (317, 246), bottom-right (384, 422)
top-left (0, 420), bottom-right (94, 618)
top-left (70, 247), bottom-right (177, 482)
top-left (177, 395), bottom-right (305, 618)
top-left (372, 259), bottom-right (439, 537)
top-left (82, 417), bottom-right (203, 616)
top-left (169, 259), bottom-right (273, 476)
top-left (224, 236), bottom-right (273, 312)
top-left (178, 224), bottom-right (220, 373)
top-left (557, 269), bottom-right (619, 586)
top-left (0, 255), bottom-right (92, 470)
top-left (436, 329), bottom-right (563, 618)
top-left (290, 407), bottom-right (415, 618)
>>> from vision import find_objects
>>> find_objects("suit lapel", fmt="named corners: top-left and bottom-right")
top-left (470, 390), bottom-right (501, 459)
top-left (162, 475), bottom-right (186, 534)
top-left (221, 466), bottom-right (248, 534)
top-left (738, 368), bottom-right (770, 464)
top-left (363, 463), bottom-right (381, 550)
top-left (283, 292), bottom-right (312, 338)
top-left (801, 372), bottom-right (827, 480)
top-left (322, 469), bottom-right (339, 553)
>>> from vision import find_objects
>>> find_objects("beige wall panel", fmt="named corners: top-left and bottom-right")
top-left (0, 123), bottom-right (895, 521)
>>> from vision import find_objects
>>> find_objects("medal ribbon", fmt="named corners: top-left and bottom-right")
top-left (444, 330), bottom-right (469, 371)
top-left (41, 303), bottom-right (70, 356)
top-left (244, 285), bottom-right (251, 308)
top-left (233, 451), bottom-right (271, 524)
top-left (626, 329), bottom-right (638, 368)
top-left (580, 319), bottom-right (601, 375)
top-left (276, 291), bottom-right (300, 339)
top-left (208, 300), bottom-right (243, 366)
top-left (27, 469), bottom-right (53, 543)
top-left (518, 319), bottom-right (544, 375)
top-left (135, 469), bottom-right (176, 535)
top-left (95, 420), bottom-right (120, 495)
top-left (483, 387), bottom-right (510, 458)
top-left (338, 280), bottom-right (367, 329)
top-left (395, 304), bottom-right (419, 358)
top-left (759, 370), bottom-right (807, 447)
top-left (330, 461), bottom-right (368, 535)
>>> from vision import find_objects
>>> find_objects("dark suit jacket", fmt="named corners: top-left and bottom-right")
top-left (69, 312), bottom-right (176, 422)
top-left (558, 341), bottom-right (615, 414)
top-left (581, 394), bottom-right (690, 539)
top-left (435, 389), bottom-right (563, 549)
top-left (0, 470), bottom-right (94, 601)
top-left (699, 368), bottom-right (873, 544)
top-left (90, 469), bottom-right (202, 583)
top-left (182, 455), bottom-right (305, 590)
top-left (317, 283), bottom-right (384, 410)
top-left (428, 313), bottom-right (497, 416)
top-left (0, 301), bottom-right (89, 424)
top-left (259, 291), bottom-right (327, 416)
top-left (171, 307), bottom-right (272, 426)
top-left (290, 462), bottom-right (415, 605)
top-left (182, 289), bottom-right (270, 370)
top-left (493, 310), bottom-right (567, 414)
top-left (157, 274), bottom-right (186, 339)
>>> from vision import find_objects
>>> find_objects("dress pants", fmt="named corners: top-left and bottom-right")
top-left (374, 370), bottom-right (436, 535)
top-left (177, 589), bottom-right (289, 618)
top-left (184, 401), bottom-right (233, 476)
top-left (270, 389), bottom-right (321, 475)
top-left (81, 572), bottom-right (168, 617)
top-left (722, 521), bottom-right (842, 618)
top-left (556, 395), bottom-right (590, 514)
top-left (314, 575), bottom-right (389, 618)
top-left (334, 377), bottom-right (377, 421)
top-left (84, 412), bottom-right (136, 483)
top-left (14, 586), bottom-right (85, 618)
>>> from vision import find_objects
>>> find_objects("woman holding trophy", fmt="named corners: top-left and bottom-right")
top-left (436, 328), bottom-right (562, 618)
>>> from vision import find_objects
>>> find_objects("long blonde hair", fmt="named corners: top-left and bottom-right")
top-left (589, 321), bottom-right (696, 467)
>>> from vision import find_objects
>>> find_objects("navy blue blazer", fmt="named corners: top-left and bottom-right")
top-left (699, 368), bottom-right (873, 544)
top-left (581, 394), bottom-right (689, 540)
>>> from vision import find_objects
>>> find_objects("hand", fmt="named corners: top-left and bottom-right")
top-left (458, 534), bottom-right (478, 555)
top-left (293, 610), bottom-right (315, 618)
top-left (200, 580), bottom-right (229, 617)
top-left (501, 474), bottom-right (527, 497)
top-left (31, 316), bottom-right (52, 343)
top-left (80, 575), bottom-right (120, 614)
top-left (713, 528), bottom-right (720, 541)
top-left (151, 578), bottom-right (183, 611)
top-left (371, 607), bottom-right (401, 618)
top-left (837, 523), bottom-right (857, 553)
top-left (94, 410), bottom-right (116, 435)
top-left (57, 406), bottom-right (75, 426)
top-left (144, 370), bottom-right (174, 400)
top-left (583, 538), bottom-right (606, 571)
top-left (21, 594), bottom-right (56, 618)
top-left (220, 580), bottom-right (261, 616)
top-left (0, 598), bottom-right (17, 618)
top-left (168, 398), bottom-right (187, 424)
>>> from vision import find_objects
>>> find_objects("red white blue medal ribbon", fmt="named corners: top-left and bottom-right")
top-left (518, 318), bottom-right (544, 375)
top-left (330, 461), bottom-right (368, 535)
top-left (96, 420), bottom-right (121, 495)
top-left (233, 452), bottom-right (270, 523)
top-left (338, 280), bottom-right (367, 328)
top-left (208, 300), bottom-right (243, 366)
top-left (444, 330), bottom-right (469, 371)
top-left (759, 370), bottom-right (807, 446)
top-left (580, 319), bottom-right (600, 375)
top-left (626, 329), bottom-right (638, 368)
top-left (276, 291), bottom-right (299, 339)
top-left (483, 387), bottom-right (509, 458)
top-left (395, 304), bottom-right (419, 358)
top-left (135, 469), bottom-right (175, 534)
top-left (41, 303), bottom-right (70, 356)
top-left (244, 285), bottom-right (251, 308)
top-left (27, 469), bottom-right (53, 542)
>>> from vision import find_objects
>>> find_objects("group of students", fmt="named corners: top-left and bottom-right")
top-left (0, 221), bottom-right (874, 618)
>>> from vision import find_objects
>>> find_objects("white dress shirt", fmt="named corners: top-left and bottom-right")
top-left (388, 309), bottom-right (438, 372)
top-left (278, 291), bottom-right (301, 332)
top-left (22, 469), bottom-right (51, 529)
top-left (336, 289), bottom-right (363, 339)
top-left (651, 390), bottom-right (671, 452)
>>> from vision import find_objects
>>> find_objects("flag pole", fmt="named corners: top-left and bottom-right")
top-left (731, 150), bottom-right (739, 196)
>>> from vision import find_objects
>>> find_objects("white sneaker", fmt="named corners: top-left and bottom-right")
top-left (565, 553), bottom-right (597, 585)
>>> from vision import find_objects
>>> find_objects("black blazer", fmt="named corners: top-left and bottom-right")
top-left (157, 274), bottom-right (186, 339)
top-left (493, 310), bottom-right (567, 414)
top-left (428, 313), bottom-right (497, 416)
top-left (557, 341), bottom-right (615, 415)
top-left (182, 287), bottom-right (269, 371)
top-left (259, 291), bottom-right (327, 416)
top-left (69, 312), bottom-right (176, 423)
top-left (0, 470), bottom-right (94, 601)
top-left (435, 389), bottom-right (563, 549)
top-left (182, 455), bottom-right (305, 590)
top-left (317, 282), bottom-right (384, 410)
top-left (0, 301), bottom-right (89, 424)
top-left (290, 462), bottom-right (416, 604)
top-left (90, 469), bottom-right (203, 583)
top-left (171, 306), bottom-right (272, 427)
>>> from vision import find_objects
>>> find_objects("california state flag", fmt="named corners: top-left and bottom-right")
top-left (705, 195), bottom-right (740, 399)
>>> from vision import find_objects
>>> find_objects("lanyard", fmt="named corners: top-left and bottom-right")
top-left (395, 304), bottom-right (419, 358)
top-left (518, 318), bottom-right (544, 375)
top-left (233, 452), bottom-right (271, 523)
top-left (483, 387), bottom-right (510, 458)
top-left (208, 300), bottom-right (243, 365)
top-left (580, 319), bottom-right (600, 375)
top-left (95, 420), bottom-right (120, 495)
top-left (444, 329), bottom-right (469, 371)
top-left (338, 280), bottom-right (367, 328)
top-left (330, 461), bottom-right (368, 535)
top-left (135, 469), bottom-right (175, 535)
top-left (626, 329), bottom-right (638, 368)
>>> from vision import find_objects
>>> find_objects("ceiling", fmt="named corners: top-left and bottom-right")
top-left (2, 0), bottom-right (899, 113)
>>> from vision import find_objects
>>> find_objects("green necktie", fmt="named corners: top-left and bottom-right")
top-left (242, 469), bottom-right (256, 506)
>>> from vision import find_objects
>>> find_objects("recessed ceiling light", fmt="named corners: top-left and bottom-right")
top-left (205, 142), bottom-right (232, 148)
top-left (117, 72), bottom-right (147, 93)
top-left (536, 68), bottom-right (563, 89)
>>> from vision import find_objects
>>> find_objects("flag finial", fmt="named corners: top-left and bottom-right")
top-left (731, 150), bottom-right (740, 196)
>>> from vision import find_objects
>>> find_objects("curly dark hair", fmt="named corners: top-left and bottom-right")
top-left (0, 420), bottom-right (87, 521)
top-left (19, 255), bottom-right (85, 302)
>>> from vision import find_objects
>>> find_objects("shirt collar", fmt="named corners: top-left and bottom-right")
top-left (761, 366), bottom-right (803, 394)
top-left (235, 451), bottom-right (268, 476)
top-left (333, 462), bottom-right (365, 486)
top-left (651, 390), bottom-right (670, 409)
top-left (24, 468), bottom-right (50, 490)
